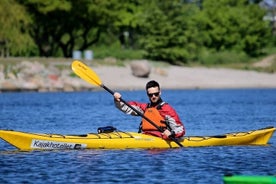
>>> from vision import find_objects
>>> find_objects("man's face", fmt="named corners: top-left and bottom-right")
top-left (147, 86), bottom-right (161, 103)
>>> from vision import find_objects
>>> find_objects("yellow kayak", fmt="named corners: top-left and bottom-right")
top-left (0, 126), bottom-right (275, 150)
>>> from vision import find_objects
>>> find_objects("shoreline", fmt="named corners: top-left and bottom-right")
top-left (1, 61), bottom-right (276, 92)
top-left (93, 65), bottom-right (276, 90)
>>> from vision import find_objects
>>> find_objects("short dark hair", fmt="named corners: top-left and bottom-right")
top-left (146, 80), bottom-right (160, 90)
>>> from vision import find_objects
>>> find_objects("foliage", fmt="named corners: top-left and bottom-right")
top-left (139, 0), bottom-right (200, 64)
top-left (0, 0), bottom-right (274, 65)
top-left (198, 50), bottom-right (250, 65)
top-left (197, 0), bottom-right (271, 56)
top-left (18, 0), bottom-right (128, 57)
top-left (0, 0), bottom-right (35, 56)
top-left (91, 41), bottom-right (144, 60)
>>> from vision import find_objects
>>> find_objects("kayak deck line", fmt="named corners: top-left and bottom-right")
top-left (37, 131), bottom-right (135, 139)
top-left (186, 126), bottom-right (275, 141)
top-left (0, 126), bottom-right (275, 150)
top-left (24, 126), bottom-right (276, 140)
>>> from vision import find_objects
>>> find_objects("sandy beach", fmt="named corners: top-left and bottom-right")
top-left (91, 65), bottom-right (276, 90)
top-left (1, 60), bottom-right (276, 92)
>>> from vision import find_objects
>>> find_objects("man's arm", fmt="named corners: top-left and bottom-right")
top-left (113, 92), bottom-right (143, 116)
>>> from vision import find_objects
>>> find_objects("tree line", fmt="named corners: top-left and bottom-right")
top-left (0, 0), bottom-right (274, 64)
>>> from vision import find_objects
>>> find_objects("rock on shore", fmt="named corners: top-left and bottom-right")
top-left (0, 61), bottom-right (92, 92)
top-left (1, 60), bottom-right (276, 92)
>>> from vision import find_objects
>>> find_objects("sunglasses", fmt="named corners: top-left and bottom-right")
top-left (147, 92), bottom-right (160, 97)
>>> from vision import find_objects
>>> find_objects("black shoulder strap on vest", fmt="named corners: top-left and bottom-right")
top-left (146, 101), bottom-right (167, 109)
top-left (157, 101), bottom-right (166, 110)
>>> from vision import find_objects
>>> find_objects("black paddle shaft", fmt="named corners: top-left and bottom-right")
top-left (102, 84), bottom-right (183, 147)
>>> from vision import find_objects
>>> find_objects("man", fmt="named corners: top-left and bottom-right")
top-left (113, 80), bottom-right (185, 139)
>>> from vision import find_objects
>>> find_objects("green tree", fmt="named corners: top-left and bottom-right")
top-left (111, 0), bottom-right (143, 49)
top-left (139, 0), bottom-right (200, 64)
top-left (197, 0), bottom-right (272, 56)
top-left (18, 0), bottom-right (123, 57)
top-left (0, 0), bottom-right (34, 56)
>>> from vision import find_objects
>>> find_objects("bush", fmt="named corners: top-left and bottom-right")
top-left (91, 42), bottom-right (144, 60)
top-left (198, 50), bottom-right (249, 65)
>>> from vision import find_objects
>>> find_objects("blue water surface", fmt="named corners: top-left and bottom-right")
top-left (0, 89), bottom-right (275, 183)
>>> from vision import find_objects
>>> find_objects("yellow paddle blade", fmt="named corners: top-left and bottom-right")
top-left (71, 60), bottom-right (102, 86)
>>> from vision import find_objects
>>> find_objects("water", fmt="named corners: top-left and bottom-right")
top-left (0, 89), bottom-right (275, 183)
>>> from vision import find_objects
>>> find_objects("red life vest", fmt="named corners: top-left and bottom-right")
top-left (141, 103), bottom-right (166, 131)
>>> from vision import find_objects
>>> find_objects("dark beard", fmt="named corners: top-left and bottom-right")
top-left (150, 98), bottom-right (163, 107)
